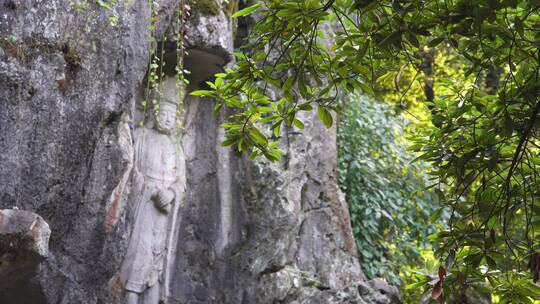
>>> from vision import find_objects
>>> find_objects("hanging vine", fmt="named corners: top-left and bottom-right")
top-left (139, 0), bottom-right (191, 128)
top-left (140, 0), bottom-right (159, 126)
top-left (175, 0), bottom-right (190, 130)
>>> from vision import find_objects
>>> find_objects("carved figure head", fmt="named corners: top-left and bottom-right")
top-left (151, 77), bottom-right (183, 134)
top-left (156, 102), bottom-right (177, 134)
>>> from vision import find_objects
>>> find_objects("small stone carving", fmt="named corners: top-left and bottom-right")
top-left (120, 77), bottom-right (186, 304)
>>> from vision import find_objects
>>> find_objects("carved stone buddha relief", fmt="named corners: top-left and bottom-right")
top-left (120, 76), bottom-right (186, 304)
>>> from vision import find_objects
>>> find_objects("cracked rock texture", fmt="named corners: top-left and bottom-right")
top-left (0, 0), bottom-right (399, 303)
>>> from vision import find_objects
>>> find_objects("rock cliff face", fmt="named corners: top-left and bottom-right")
top-left (0, 1), bottom-right (393, 303)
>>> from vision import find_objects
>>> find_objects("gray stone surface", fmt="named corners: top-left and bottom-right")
top-left (0, 1), bottom-right (170, 302)
top-left (0, 0), bottom-right (397, 303)
top-left (184, 0), bottom-right (234, 82)
top-left (359, 279), bottom-right (402, 304)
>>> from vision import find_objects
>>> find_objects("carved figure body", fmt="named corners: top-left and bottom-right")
top-left (121, 78), bottom-right (185, 304)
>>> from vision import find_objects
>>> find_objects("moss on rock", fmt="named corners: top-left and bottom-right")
top-left (190, 0), bottom-right (221, 15)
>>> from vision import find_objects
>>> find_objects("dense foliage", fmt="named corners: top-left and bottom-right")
top-left (192, 0), bottom-right (540, 302)
top-left (338, 94), bottom-right (439, 286)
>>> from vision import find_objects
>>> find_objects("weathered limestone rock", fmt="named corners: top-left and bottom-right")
top-left (359, 279), bottom-right (402, 304)
top-left (0, 1), bottom-right (176, 302)
top-left (185, 0), bottom-right (234, 82)
top-left (0, 209), bottom-right (50, 304)
top-left (0, 0), bottom-right (397, 303)
top-left (206, 108), bottom-right (367, 303)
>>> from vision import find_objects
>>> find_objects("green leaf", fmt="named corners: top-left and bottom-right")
top-left (258, 106), bottom-right (274, 113)
top-left (359, 82), bottom-right (375, 96)
top-left (293, 118), bottom-right (305, 129)
top-left (428, 37), bottom-right (445, 47)
top-left (283, 75), bottom-right (295, 92)
top-left (406, 33), bottom-right (420, 48)
top-left (352, 0), bottom-right (376, 10)
top-left (486, 255), bottom-right (497, 269)
top-left (298, 103), bottom-right (313, 111)
top-left (248, 150), bottom-right (259, 160)
top-left (221, 138), bottom-right (236, 147)
top-left (249, 127), bottom-right (268, 146)
top-left (97, 0), bottom-right (111, 10)
top-left (378, 31), bottom-right (401, 47)
top-left (317, 106), bottom-right (333, 128)
top-left (405, 280), bottom-right (428, 290)
top-left (232, 3), bottom-right (261, 18)
top-left (190, 90), bottom-right (214, 97)
top-left (430, 208), bottom-right (443, 222)
top-left (272, 121), bottom-right (282, 137)
top-left (276, 8), bottom-right (297, 18)
top-left (445, 250), bottom-right (456, 269)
